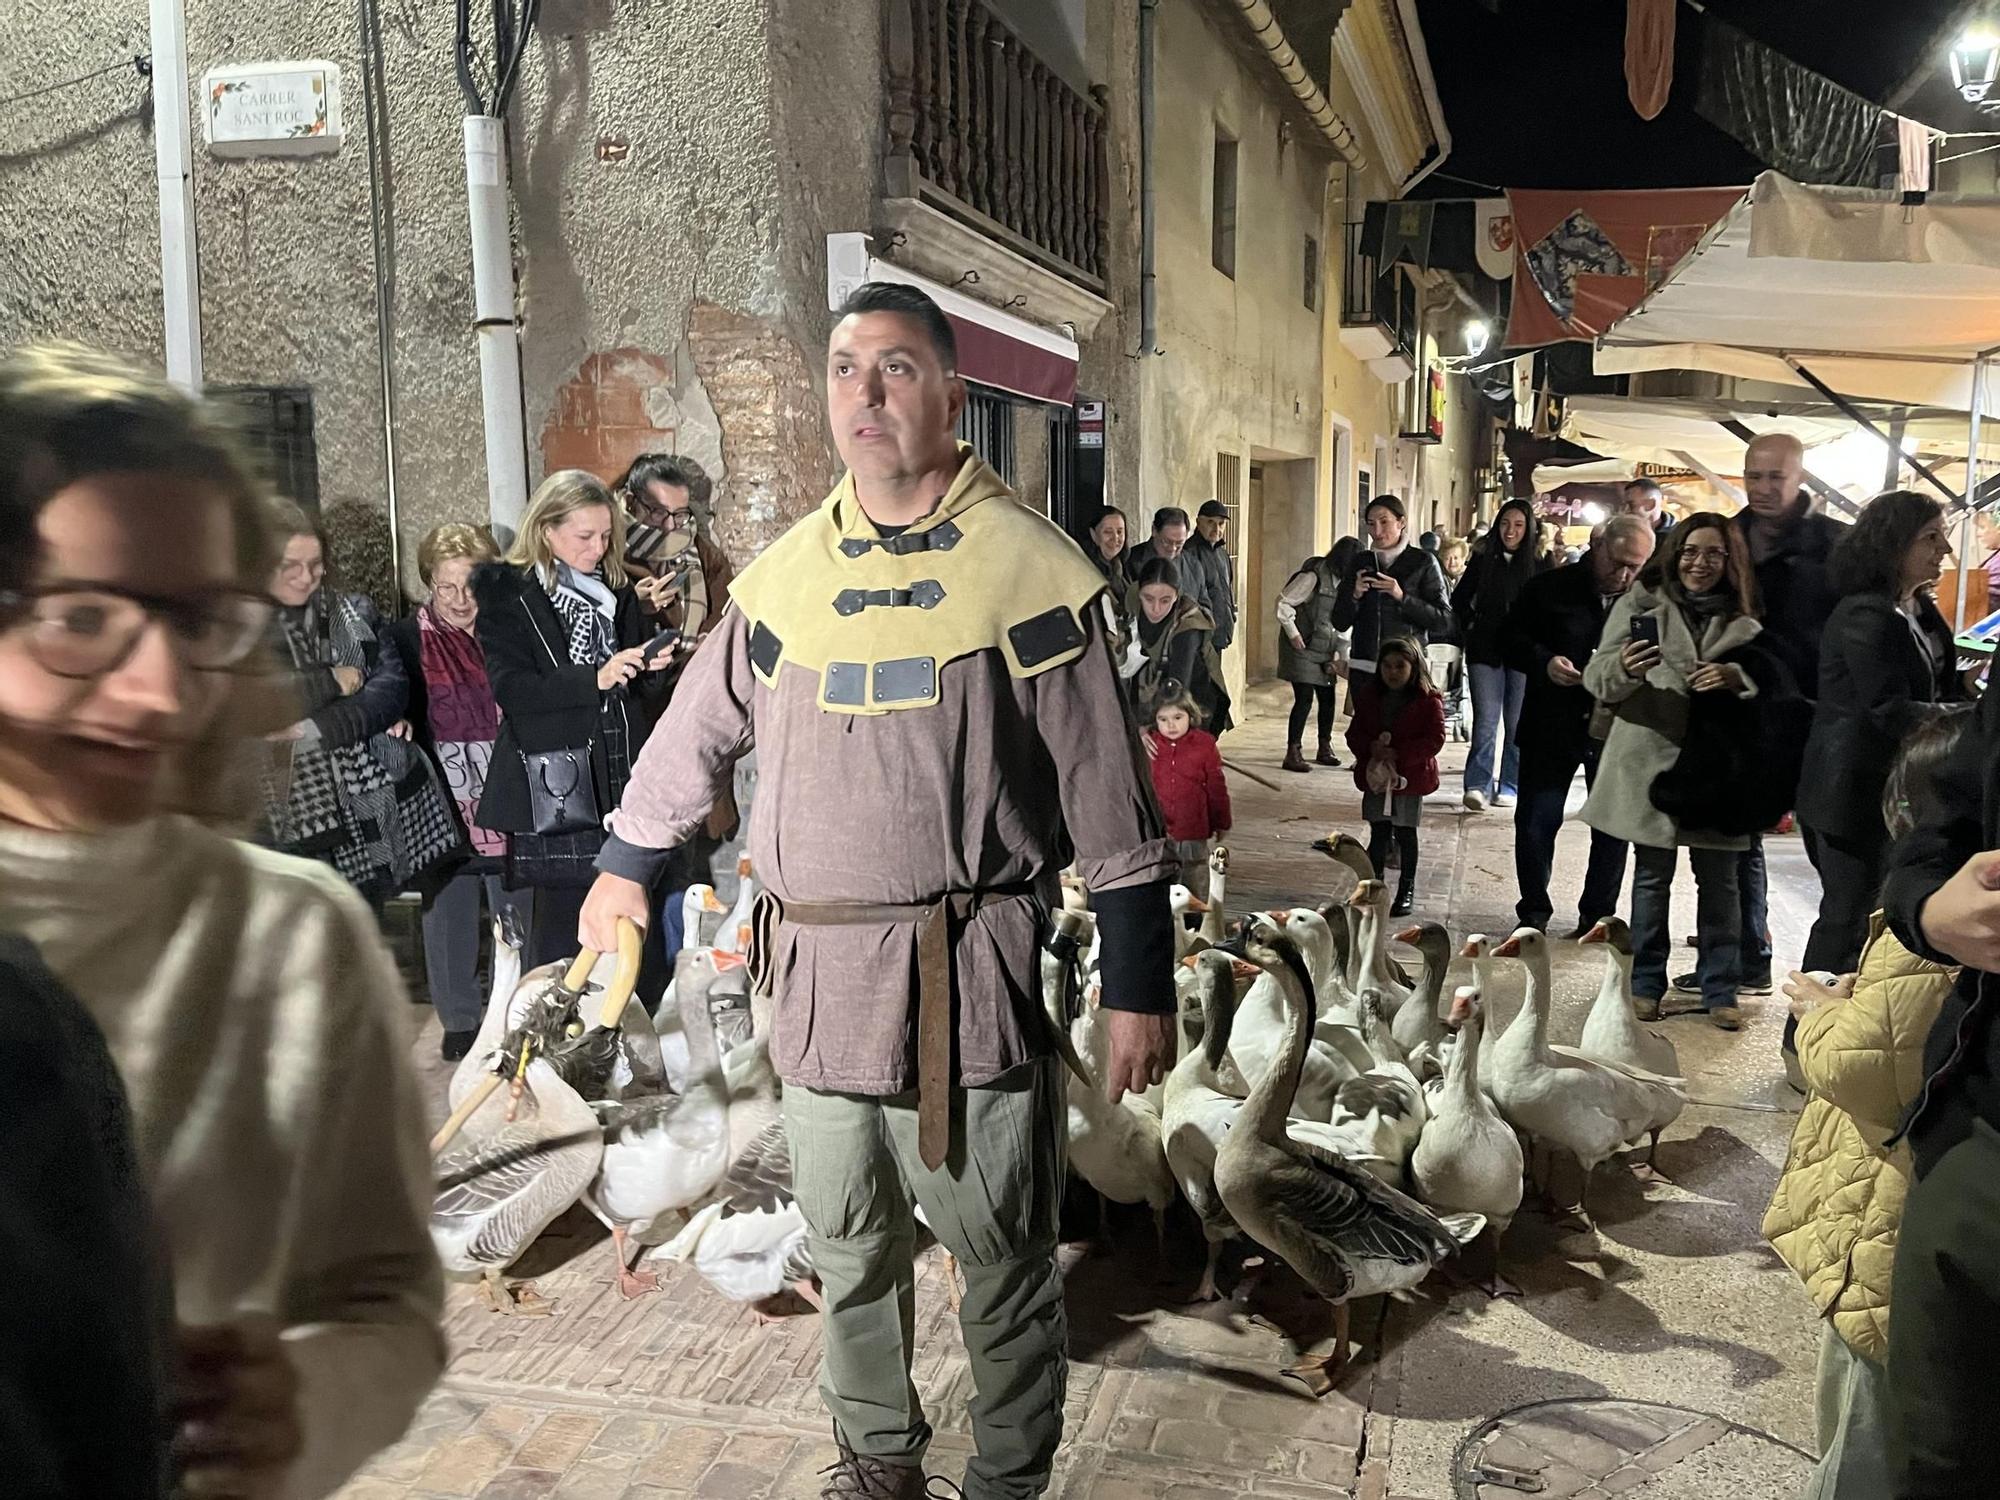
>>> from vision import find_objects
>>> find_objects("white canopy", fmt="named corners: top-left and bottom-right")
top-left (1595, 173), bottom-right (2000, 410)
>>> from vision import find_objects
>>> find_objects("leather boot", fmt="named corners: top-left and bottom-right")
top-left (1282, 742), bottom-right (1310, 774)
top-left (818, 1446), bottom-right (929, 1499)
top-left (1391, 877), bottom-right (1416, 918)
top-left (1315, 739), bottom-right (1341, 767)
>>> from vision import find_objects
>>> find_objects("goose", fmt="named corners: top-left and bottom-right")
top-left (1163, 949), bottom-right (1250, 1301)
top-left (1577, 918), bottom-right (1682, 1168)
top-left (653, 1117), bottom-right (822, 1320)
top-left (1313, 833), bottom-right (1413, 987)
top-left (584, 948), bottom-right (746, 1296)
top-left (1485, 927), bottom-right (1686, 1221)
top-left (1214, 915), bottom-right (1483, 1395)
top-left (657, 944), bottom-right (761, 1093)
top-left (713, 854), bottom-right (760, 956)
top-left (1063, 992), bottom-right (1176, 1248)
top-left (1322, 990), bottom-right (1429, 1182)
top-left (679, 883), bottom-right (729, 952)
top-left (1221, 908), bottom-right (1357, 1121)
top-left (429, 932), bottom-right (643, 1313)
top-left (1389, 921), bottom-right (1454, 1073)
top-left (1411, 984), bottom-right (1524, 1248)
top-left (1348, 881), bottom-right (1414, 1013)
top-left (1199, 845), bottom-right (1231, 946)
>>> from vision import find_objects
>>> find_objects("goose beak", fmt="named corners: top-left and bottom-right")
top-left (1231, 959), bottom-right (1261, 982)
top-left (1457, 938), bottom-right (1482, 958)
top-left (702, 889), bottom-right (728, 913)
top-left (1179, 953), bottom-right (1201, 970)
top-left (1491, 935), bottom-right (1523, 959)
top-left (1392, 925), bottom-right (1424, 946)
top-left (1577, 922), bottom-right (1608, 946)
top-left (713, 949), bottom-right (750, 972)
top-left (1265, 908), bottom-right (1290, 926)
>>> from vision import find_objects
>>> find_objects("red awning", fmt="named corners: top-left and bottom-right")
top-left (945, 313), bottom-right (1077, 405)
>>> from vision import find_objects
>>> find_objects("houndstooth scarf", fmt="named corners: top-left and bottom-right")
top-left (545, 562), bottom-right (617, 667)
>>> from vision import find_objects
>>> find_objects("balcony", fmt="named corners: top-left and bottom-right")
top-left (1339, 220), bottom-right (1418, 382)
top-left (884, 0), bottom-right (1110, 295)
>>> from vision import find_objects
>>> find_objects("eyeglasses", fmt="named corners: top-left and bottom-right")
top-left (1680, 547), bottom-right (1730, 565)
top-left (0, 584), bottom-right (274, 678)
top-left (275, 557), bottom-right (325, 578)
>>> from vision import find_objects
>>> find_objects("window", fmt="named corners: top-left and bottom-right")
top-left (1211, 129), bottom-right (1238, 278)
top-left (1215, 451), bottom-right (1243, 535)
top-left (209, 384), bottom-right (319, 509)
top-left (956, 383), bottom-right (1017, 488)
top-left (1304, 233), bottom-right (1319, 310)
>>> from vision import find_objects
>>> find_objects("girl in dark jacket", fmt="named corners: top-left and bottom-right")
top-left (1346, 636), bottom-right (1446, 917)
top-left (1144, 688), bottom-right (1231, 899)
top-left (1452, 497), bottom-right (1550, 811)
top-left (1797, 492), bottom-right (1958, 978)
top-left (1329, 494), bottom-right (1451, 685)
top-left (472, 470), bottom-right (675, 983)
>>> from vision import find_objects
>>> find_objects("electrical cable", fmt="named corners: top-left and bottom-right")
top-left (0, 55), bottom-right (148, 112)
top-left (455, 0), bottom-right (485, 114)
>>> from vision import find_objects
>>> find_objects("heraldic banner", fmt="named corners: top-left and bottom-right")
top-left (1502, 185), bottom-right (1744, 348)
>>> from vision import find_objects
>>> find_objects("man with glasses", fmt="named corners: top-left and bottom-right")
top-left (618, 453), bottom-right (735, 655)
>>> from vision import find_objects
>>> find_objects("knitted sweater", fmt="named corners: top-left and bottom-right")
top-left (0, 815), bottom-right (443, 1499)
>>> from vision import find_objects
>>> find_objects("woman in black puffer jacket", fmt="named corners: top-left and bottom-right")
top-left (1451, 497), bottom-right (1552, 811)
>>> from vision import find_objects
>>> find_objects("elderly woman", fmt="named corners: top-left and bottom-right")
top-left (1583, 513), bottom-right (1805, 1029)
top-left (381, 522), bottom-right (533, 1060)
top-left (262, 502), bottom-right (459, 908)
top-left (0, 343), bottom-right (439, 1497)
top-left (473, 469), bottom-right (675, 984)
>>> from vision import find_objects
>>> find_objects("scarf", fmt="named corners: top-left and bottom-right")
top-left (546, 561), bottom-right (618, 667)
top-left (418, 605), bottom-right (505, 857)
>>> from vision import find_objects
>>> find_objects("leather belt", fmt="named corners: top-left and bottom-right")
top-left (749, 884), bottom-right (1033, 1171)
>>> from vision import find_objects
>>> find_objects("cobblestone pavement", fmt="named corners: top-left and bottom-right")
top-left (345, 684), bottom-right (1819, 1500)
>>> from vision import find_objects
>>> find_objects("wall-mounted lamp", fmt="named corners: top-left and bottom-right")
top-left (1952, 27), bottom-right (2000, 103)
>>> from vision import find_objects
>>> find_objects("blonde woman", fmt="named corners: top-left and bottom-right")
top-left (472, 469), bottom-right (674, 978)
top-left (0, 344), bottom-right (439, 1496)
top-left (382, 522), bottom-right (533, 1058)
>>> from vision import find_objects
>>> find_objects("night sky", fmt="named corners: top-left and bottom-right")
top-left (1411, 0), bottom-right (1979, 193)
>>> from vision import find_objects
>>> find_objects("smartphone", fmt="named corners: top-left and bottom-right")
top-left (1357, 561), bottom-right (1380, 578)
top-left (1629, 615), bottom-right (1660, 648)
top-left (639, 626), bottom-right (683, 664)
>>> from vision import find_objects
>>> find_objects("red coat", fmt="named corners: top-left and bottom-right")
top-left (1146, 728), bottom-right (1232, 842)
top-left (1346, 682), bottom-right (1445, 798)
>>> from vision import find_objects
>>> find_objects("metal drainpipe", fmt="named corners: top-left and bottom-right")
top-left (1139, 0), bottom-right (1159, 357)
top-left (358, 0), bottom-right (403, 596)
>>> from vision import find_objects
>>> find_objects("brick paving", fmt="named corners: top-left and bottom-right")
top-left (345, 683), bottom-right (1818, 1500)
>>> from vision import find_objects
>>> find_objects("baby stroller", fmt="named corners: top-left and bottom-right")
top-left (1426, 642), bottom-right (1468, 742)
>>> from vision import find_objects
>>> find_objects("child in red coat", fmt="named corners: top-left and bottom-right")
top-left (1345, 636), bottom-right (1445, 916)
top-left (1146, 690), bottom-right (1231, 900)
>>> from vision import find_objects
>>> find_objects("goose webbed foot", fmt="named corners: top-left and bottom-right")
top-left (612, 1226), bottom-right (660, 1298)
top-left (1281, 1303), bottom-right (1351, 1398)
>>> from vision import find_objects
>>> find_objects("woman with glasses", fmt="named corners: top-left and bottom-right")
top-left (1584, 515), bottom-right (1804, 1031)
top-left (380, 523), bottom-right (532, 1060)
top-left (260, 502), bottom-right (460, 911)
top-left (0, 343), bottom-right (440, 1497)
top-left (474, 469), bottom-right (676, 987)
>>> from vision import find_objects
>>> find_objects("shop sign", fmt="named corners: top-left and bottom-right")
top-left (1076, 399), bottom-right (1105, 449)
top-left (202, 62), bottom-right (343, 157)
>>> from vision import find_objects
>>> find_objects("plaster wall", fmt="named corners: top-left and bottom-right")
top-left (1144, 0), bottom-right (1330, 699)
top-left (0, 0), bottom-right (877, 603)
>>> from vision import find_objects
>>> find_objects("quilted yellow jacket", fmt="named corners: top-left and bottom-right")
top-left (1762, 915), bottom-right (1956, 1364)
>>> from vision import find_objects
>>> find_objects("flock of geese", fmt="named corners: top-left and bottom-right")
top-left (423, 835), bottom-right (1689, 1397)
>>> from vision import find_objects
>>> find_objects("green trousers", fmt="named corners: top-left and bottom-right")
top-left (784, 1055), bottom-right (1068, 1500)
top-left (1885, 1116), bottom-right (2000, 1499)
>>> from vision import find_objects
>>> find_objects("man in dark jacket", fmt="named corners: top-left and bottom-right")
top-left (1329, 494), bottom-right (1450, 679)
top-left (1126, 507), bottom-right (1209, 621)
top-left (1502, 515), bottom-right (1655, 935)
top-left (1623, 477), bottom-right (1674, 536)
top-left (1186, 499), bottom-right (1237, 653)
top-left (1678, 435), bottom-right (1842, 1018)
top-left (1879, 681), bottom-right (2000, 1497)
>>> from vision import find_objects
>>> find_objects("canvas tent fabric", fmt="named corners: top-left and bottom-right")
top-left (1596, 173), bottom-right (2000, 410)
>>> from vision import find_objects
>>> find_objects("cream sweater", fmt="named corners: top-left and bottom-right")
top-left (0, 815), bottom-right (443, 1499)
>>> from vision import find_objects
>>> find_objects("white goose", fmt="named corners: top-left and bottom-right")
top-left (1221, 908), bottom-right (1356, 1121)
top-left (1577, 917), bottom-right (1683, 1168)
top-left (1486, 927), bottom-right (1685, 1220)
top-left (1389, 920), bottom-right (1454, 1075)
top-left (1163, 949), bottom-right (1251, 1301)
top-left (584, 948), bottom-right (745, 1295)
top-left (1321, 989), bottom-right (1429, 1182)
top-left (1314, 832), bottom-right (1413, 988)
top-left (1198, 845), bottom-right (1231, 947)
top-left (1411, 984), bottom-right (1524, 1243)
top-left (713, 854), bottom-right (760, 956)
top-left (1215, 915), bottom-right (1483, 1395)
top-left (1348, 880), bottom-right (1415, 1014)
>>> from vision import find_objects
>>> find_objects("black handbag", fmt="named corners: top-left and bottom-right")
top-left (523, 745), bottom-right (601, 836)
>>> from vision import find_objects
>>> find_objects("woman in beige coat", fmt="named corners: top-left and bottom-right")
top-left (1763, 709), bottom-right (1969, 1500)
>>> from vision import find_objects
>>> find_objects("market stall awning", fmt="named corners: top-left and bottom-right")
top-left (826, 232), bottom-right (1080, 405)
top-left (1595, 173), bottom-right (2000, 410)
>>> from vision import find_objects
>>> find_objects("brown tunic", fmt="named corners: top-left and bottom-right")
top-left (608, 519), bottom-right (1175, 1096)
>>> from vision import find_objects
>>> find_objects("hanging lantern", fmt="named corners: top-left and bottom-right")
top-left (1951, 28), bottom-right (2000, 104)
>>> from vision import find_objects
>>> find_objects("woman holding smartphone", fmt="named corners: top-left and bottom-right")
top-left (472, 470), bottom-right (677, 988)
top-left (1583, 515), bottom-right (1796, 1029)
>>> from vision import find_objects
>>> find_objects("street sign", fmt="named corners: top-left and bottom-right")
top-left (202, 62), bottom-right (343, 157)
